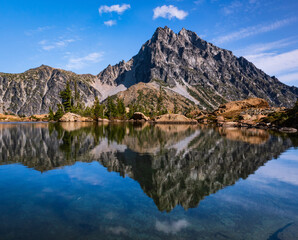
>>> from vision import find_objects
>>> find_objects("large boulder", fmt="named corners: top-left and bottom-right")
top-left (154, 114), bottom-right (197, 124)
top-left (214, 98), bottom-right (269, 116)
top-left (59, 112), bottom-right (94, 122)
top-left (131, 112), bottom-right (150, 121)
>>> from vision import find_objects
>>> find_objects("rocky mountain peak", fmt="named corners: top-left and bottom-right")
top-left (95, 26), bottom-right (297, 109)
top-left (178, 27), bottom-right (199, 42)
top-left (151, 26), bottom-right (177, 43)
top-left (24, 64), bottom-right (53, 73)
top-left (153, 26), bottom-right (173, 35)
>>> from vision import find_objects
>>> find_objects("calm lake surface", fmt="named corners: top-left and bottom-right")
top-left (0, 122), bottom-right (298, 240)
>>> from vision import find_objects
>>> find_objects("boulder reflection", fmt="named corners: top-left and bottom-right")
top-left (0, 122), bottom-right (294, 212)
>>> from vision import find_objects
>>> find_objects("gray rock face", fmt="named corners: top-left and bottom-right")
top-left (0, 65), bottom-right (100, 115)
top-left (97, 26), bottom-right (298, 109)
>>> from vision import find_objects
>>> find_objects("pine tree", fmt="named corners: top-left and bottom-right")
top-left (48, 107), bottom-right (54, 120)
top-left (93, 97), bottom-right (103, 119)
top-left (99, 104), bottom-right (105, 118)
top-left (71, 80), bottom-right (86, 114)
top-left (74, 80), bottom-right (80, 103)
top-left (54, 104), bottom-right (64, 121)
top-left (128, 104), bottom-right (135, 119)
top-left (156, 85), bottom-right (163, 115)
top-left (137, 90), bottom-right (144, 105)
top-left (174, 99), bottom-right (178, 114)
top-left (106, 96), bottom-right (117, 119)
top-left (82, 106), bottom-right (93, 117)
top-left (59, 81), bottom-right (73, 112)
top-left (116, 98), bottom-right (125, 117)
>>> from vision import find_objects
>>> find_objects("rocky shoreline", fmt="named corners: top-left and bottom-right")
top-left (1, 98), bottom-right (297, 133)
top-left (215, 121), bottom-right (297, 133)
top-left (0, 113), bottom-right (296, 134)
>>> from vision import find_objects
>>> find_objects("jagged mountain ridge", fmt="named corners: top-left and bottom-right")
top-left (0, 65), bottom-right (196, 115)
top-left (0, 65), bottom-right (101, 115)
top-left (0, 26), bottom-right (297, 115)
top-left (97, 26), bottom-right (298, 110)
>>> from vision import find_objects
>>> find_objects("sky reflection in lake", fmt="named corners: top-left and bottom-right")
top-left (0, 123), bottom-right (297, 240)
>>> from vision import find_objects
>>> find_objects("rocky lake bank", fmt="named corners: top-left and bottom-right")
top-left (1, 98), bottom-right (297, 133)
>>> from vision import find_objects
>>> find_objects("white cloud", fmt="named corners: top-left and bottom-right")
top-left (222, 0), bottom-right (259, 15)
top-left (99, 4), bottom-right (130, 15)
top-left (66, 52), bottom-right (104, 70)
top-left (245, 49), bottom-right (298, 76)
top-left (56, 39), bottom-right (75, 46)
top-left (153, 5), bottom-right (188, 20)
top-left (38, 40), bottom-right (47, 45)
top-left (155, 219), bottom-right (189, 234)
top-left (277, 72), bottom-right (298, 83)
top-left (104, 20), bottom-right (117, 27)
top-left (234, 38), bottom-right (296, 56)
top-left (25, 26), bottom-right (52, 36)
top-left (194, 0), bottom-right (204, 5)
top-left (235, 38), bottom-right (298, 84)
top-left (222, 1), bottom-right (242, 15)
top-left (39, 39), bottom-right (75, 51)
top-left (107, 226), bottom-right (128, 235)
top-left (213, 18), bottom-right (296, 44)
top-left (254, 156), bottom-right (298, 186)
top-left (42, 45), bottom-right (56, 51)
top-left (65, 163), bottom-right (104, 186)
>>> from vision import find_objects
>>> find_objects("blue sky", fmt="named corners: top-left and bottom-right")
top-left (1, 0), bottom-right (298, 86)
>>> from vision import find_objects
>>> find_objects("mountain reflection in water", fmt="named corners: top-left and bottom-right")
top-left (0, 122), bottom-right (294, 212)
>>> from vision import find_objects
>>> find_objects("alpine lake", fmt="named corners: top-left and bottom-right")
top-left (0, 122), bottom-right (298, 240)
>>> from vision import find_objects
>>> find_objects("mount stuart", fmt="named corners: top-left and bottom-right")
top-left (0, 26), bottom-right (297, 116)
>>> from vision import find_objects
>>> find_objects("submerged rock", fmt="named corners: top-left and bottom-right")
top-left (279, 127), bottom-right (297, 133)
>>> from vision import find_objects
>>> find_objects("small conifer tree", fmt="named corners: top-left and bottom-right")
top-left (48, 107), bottom-right (54, 120)
top-left (116, 98), bottom-right (125, 117)
top-left (93, 97), bottom-right (102, 119)
top-left (173, 99), bottom-right (178, 114)
top-left (106, 96), bottom-right (117, 119)
top-left (59, 81), bottom-right (73, 112)
top-left (54, 104), bottom-right (64, 121)
top-left (156, 85), bottom-right (163, 115)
